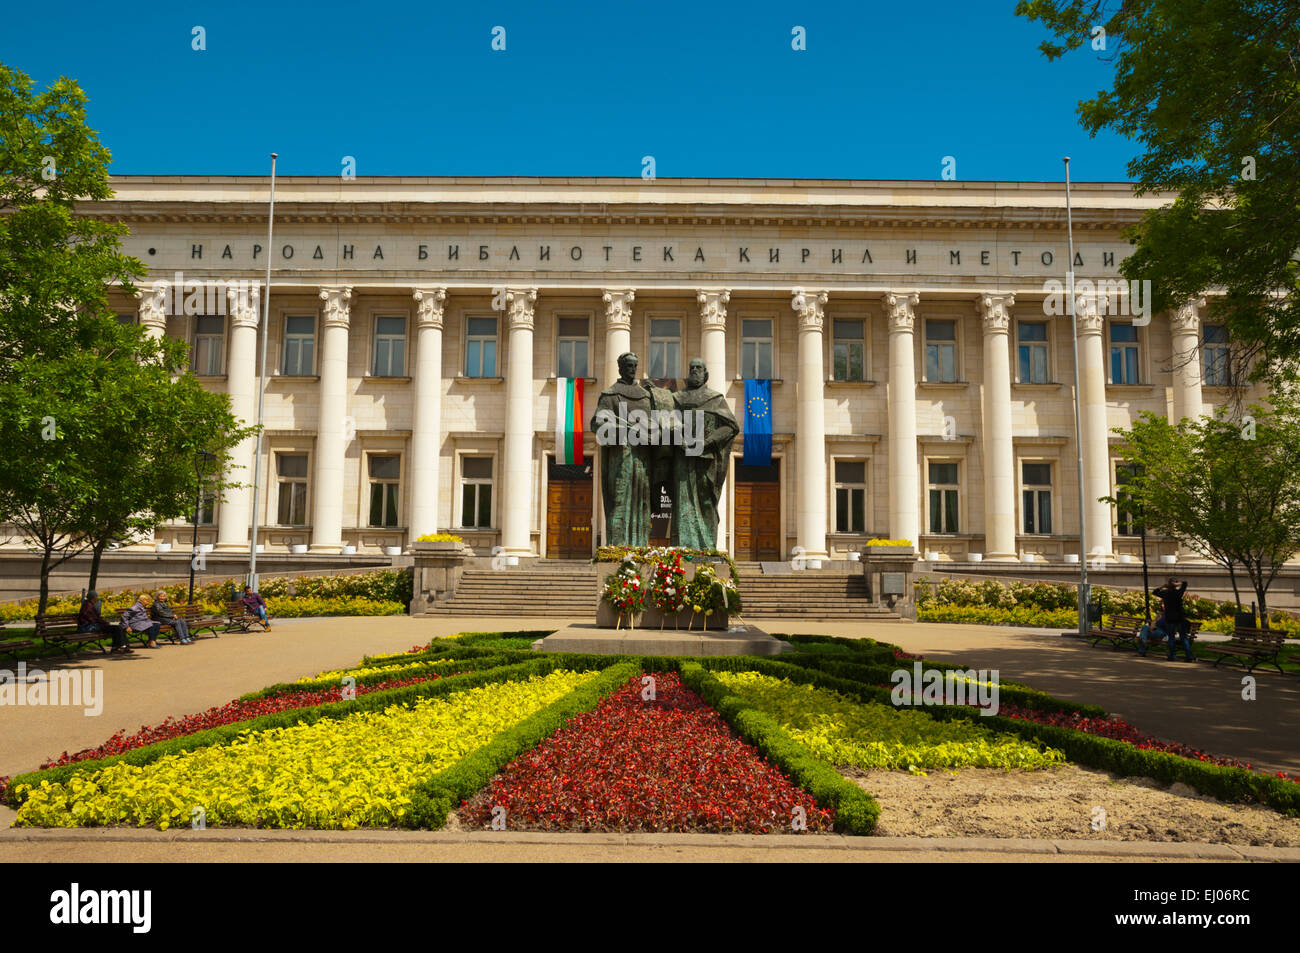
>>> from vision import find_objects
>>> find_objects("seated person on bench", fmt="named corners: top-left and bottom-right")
top-left (76, 590), bottom-right (130, 653)
top-left (241, 586), bottom-right (271, 629)
top-left (1153, 578), bottom-right (1194, 661)
top-left (151, 590), bottom-right (193, 645)
top-left (120, 593), bottom-right (161, 649)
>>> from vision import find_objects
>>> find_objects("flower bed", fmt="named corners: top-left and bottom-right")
top-left (460, 671), bottom-right (834, 833)
top-left (13, 669), bottom-right (597, 829)
top-left (713, 671), bottom-right (1065, 773)
top-left (295, 658), bottom-right (459, 685)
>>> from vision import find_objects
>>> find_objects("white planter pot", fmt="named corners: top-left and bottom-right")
top-left (1160, 554), bottom-right (1178, 565)
top-left (808, 559), bottom-right (823, 570)
top-left (341, 544), bottom-right (357, 555)
top-left (198, 543), bottom-right (214, 553)
top-left (1118, 554), bottom-right (1134, 564)
top-left (254, 544), bottom-right (265, 554)
top-left (384, 546), bottom-right (402, 556)
top-left (848, 552), bottom-right (860, 562)
top-left (506, 555), bottom-right (520, 566)
top-left (155, 542), bottom-right (172, 553)
top-left (1064, 554), bottom-right (1080, 564)
top-left (924, 551), bottom-right (939, 562)
top-left (968, 553), bottom-right (983, 563)
top-left (1021, 553), bottom-right (1035, 563)
top-left (290, 544), bottom-right (308, 554)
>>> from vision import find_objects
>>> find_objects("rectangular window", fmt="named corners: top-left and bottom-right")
top-left (367, 454), bottom-right (401, 527)
top-left (465, 316), bottom-right (498, 377)
top-left (740, 318), bottom-right (774, 379)
top-left (1115, 463), bottom-right (1141, 536)
top-left (371, 316), bottom-right (406, 376)
top-left (189, 491), bottom-right (216, 525)
top-left (925, 320), bottom-right (958, 383)
top-left (1203, 324), bottom-right (1231, 387)
top-left (649, 318), bottom-right (681, 380)
top-left (116, 313), bottom-right (136, 326)
top-left (193, 315), bottom-right (224, 376)
top-left (1021, 462), bottom-right (1053, 535)
top-left (927, 461), bottom-right (959, 533)
top-left (1109, 324), bottom-right (1140, 384)
top-left (282, 316), bottom-right (316, 376)
top-left (556, 316), bottom-right (590, 379)
top-left (832, 319), bottom-right (866, 381)
top-left (460, 456), bottom-right (493, 528)
top-left (833, 460), bottom-right (866, 533)
top-left (275, 453), bottom-right (308, 526)
top-left (1017, 321), bottom-right (1049, 383)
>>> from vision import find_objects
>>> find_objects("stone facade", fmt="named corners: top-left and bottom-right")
top-left (16, 175), bottom-right (1262, 564)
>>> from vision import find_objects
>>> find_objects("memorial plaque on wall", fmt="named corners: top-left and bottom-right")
top-left (650, 482), bottom-right (673, 544)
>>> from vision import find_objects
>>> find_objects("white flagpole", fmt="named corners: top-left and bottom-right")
top-left (248, 152), bottom-right (277, 591)
top-left (1065, 156), bottom-right (1089, 637)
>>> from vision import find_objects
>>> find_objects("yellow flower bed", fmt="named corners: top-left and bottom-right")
top-left (715, 671), bottom-right (1065, 774)
top-left (15, 670), bottom-right (595, 830)
top-left (296, 658), bottom-right (458, 684)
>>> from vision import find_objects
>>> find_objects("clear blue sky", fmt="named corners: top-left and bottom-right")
top-left (2, 0), bottom-right (1136, 181)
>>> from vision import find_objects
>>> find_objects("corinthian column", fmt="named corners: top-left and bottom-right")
top-left (138, 280), bottom-right (169, 339)
top-left (310, 286), bottom-right (352, 553)
top-left (977, 293), bottom-right (1018, 561)
top-left (793, 289), bottom-right (829, 563)
top-left (698, 289), bottom-right (731, 552)
top-left (500, 289), bottom-right (538, 558)
top-left (1076, 294), bottom-right (1114, 562)
top-left (602, 289), bottom-right (634, 386)
top-left (1171, 297), bottom-right (1207, 423)
top-left (409, 288), bottom-right (446, 543)
top-left (886, 293), bottom-right (920, 547)
top-left (215, 283), bottom-right (260, 551)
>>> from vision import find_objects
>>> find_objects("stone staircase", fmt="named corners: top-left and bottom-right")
top-left (423, 559), bottom-right (900, 621)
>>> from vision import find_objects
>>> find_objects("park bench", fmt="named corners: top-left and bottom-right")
top-left (34, 614), bottom-right (111, 655)
top-left (1136, 619), bottom-right (1202, 655)
top-left (1081, 614), bottom-right (1145, 649)
top-left (226, 600), bottom-right (269, 633)
top-left (1201, 626), bottom-right (1288, 674)
top-left (0, 630), bottom-right (37, 663)
top-left (158, 604), bottom-right (225, 643)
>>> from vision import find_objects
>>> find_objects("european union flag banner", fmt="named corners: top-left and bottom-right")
top-left (743, 378), bottom-right (772, 467)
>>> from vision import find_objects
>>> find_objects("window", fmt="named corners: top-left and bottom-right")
top-left (832, 319), bottom-right (866, 381)
top-left (741, 318), bottom-right (774, 379)
top-left (556, 316), bottom-right (590, 378)
top-left (275, 453), bottom-right (308, 525)
top-left (367, 455), bottom-right (401, 527)
top-left (1021, 462), bottom-right (1053, 535)
top-left (927, 462), bottom-right (959, 533)
top-left (1115, 463), bottom-right (1141, 536)
top-left (924, 319), bottom-right (958, 382)
top-left (1017, 321), bottom-right (1049, 383)
top-left (1203, 324), bottom-right (1232, 386)
top-left (189, 491), bottom-right (216, 525)
top-left (460, 456), bottom-right (493, 528)
top-left (1109, 323), bottom-right (1140, 384)
top-left (465, 316), bottom-right (497, 377)
top-left (649, 318), bottom-right (681, 380)
top-left (282, 316), bottom-right (316, 376)
top-left (192, 315), bottom-right (224, 376)
top-left (116, 313), bottom-right (136, 326)
top-left (834, 460), bottom-right (867, 533)
top-left (372, 316), bottom-right (406, 376)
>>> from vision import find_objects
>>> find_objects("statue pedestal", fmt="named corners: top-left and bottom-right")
top-left (534, 622), bottom-right (791, 657)
top-left (594, 558), bottom-right (731, 630)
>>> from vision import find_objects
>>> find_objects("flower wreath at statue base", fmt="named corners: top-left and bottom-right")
top-left (597, 547), bottom-right (742, 631)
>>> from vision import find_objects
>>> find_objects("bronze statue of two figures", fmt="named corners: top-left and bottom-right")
top-left (591, 353), bottom-right (739, 549)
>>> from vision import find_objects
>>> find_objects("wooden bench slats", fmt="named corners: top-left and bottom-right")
top-left (226, 600), bottom-right (267, 633)
top-left (35, 614), bottom-right (112, 654)
top-left (1202, 626), bottom-right (1288, 674)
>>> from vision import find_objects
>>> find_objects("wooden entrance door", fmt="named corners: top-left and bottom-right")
top-left (733, 461), bottom-right (781, 560)
top-left (546, 459), bottom-right (593, 558)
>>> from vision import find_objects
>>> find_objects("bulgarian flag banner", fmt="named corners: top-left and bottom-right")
top-left (555, 377), bottom-right (584, 465)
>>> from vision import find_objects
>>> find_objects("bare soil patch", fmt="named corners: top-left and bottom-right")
top-left (847, 764), bottom-right (1300, 846)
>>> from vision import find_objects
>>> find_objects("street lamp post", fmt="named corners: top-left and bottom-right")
top-left (188, 450), bottom-right (217, 605)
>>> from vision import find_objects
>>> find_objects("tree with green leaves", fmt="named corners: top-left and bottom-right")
top-left (1107, 396), bottom-right (1300, 626)
top-left (0, 62), bottom-right (252, 612)
top-left (1016, 0), bottom-right (1300, 382)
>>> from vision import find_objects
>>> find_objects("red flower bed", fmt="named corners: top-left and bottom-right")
top-left (460, 671), bottom-right (834, 833)
top-left (994, 701), bottom-right (1300, 784)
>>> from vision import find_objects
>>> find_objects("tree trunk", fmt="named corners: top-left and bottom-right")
top-left (1255, 583), bottom-right (1270, 630)
top-left (87, 538), bottom-right (108, 592)
top-left (38, 545), bottom-right (53, 617)
top-left (1226, 562), bottom-right (1243, 609)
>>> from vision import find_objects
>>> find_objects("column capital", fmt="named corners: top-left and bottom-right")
top-left (1172, 296), bottom-right (1207, 334)
top-left (226, 283), bottom-right (261, 329)
top-left (412, 287), bottom-right (447, 329)
top-left (792, 288), bottom-right (829, 330)
top-left (697, 289), bottom-right (731, 330)
top-left (137, 280), bottom-right (169, 331)
top-left (976, 292), bottom-right (1015, 333)
top-left (884, 292), bottom-right (920, 332)
top-left (602, 289), bottom-right (635, 331)
top-left (504, 288), bottom-right (537, 330)
top-left (1074, 293), bottom-right (1104, 335)
top-left (319, 286), bottom-right (353, 329)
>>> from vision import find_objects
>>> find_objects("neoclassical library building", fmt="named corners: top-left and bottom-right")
top-left (86, 175), bottom-right (1246, 565)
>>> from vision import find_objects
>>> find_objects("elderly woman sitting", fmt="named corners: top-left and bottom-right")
top-left (119, 593), bottom-right (161, 648)
top-left (151, 590), bottom-right (193, 644)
